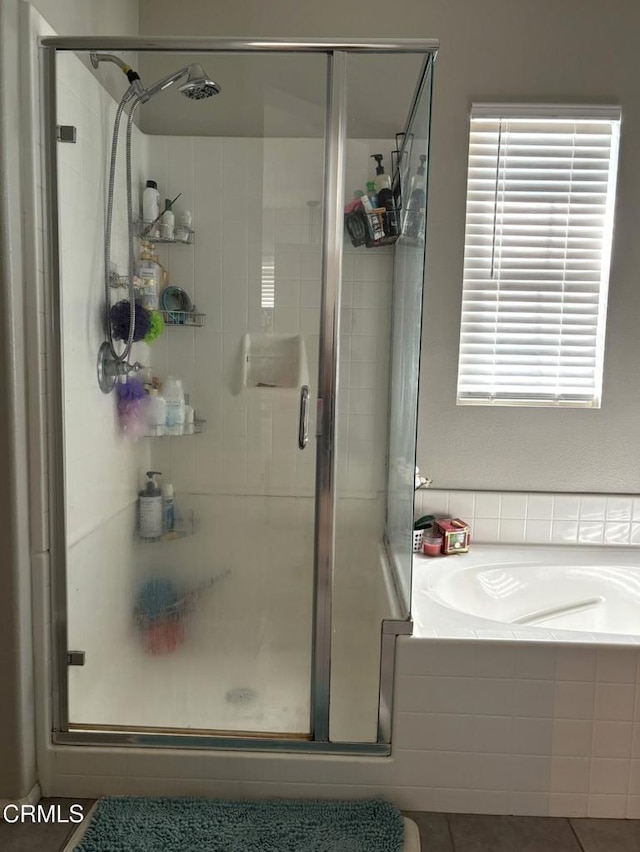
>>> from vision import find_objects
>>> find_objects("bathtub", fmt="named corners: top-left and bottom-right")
top-left (411, 544), bottom-right (640, 642)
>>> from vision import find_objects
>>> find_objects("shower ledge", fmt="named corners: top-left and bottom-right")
top-left (241, 333), bottom-right (310, 390)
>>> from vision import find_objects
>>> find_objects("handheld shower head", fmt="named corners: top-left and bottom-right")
top-left (178, 64), bottom-right (221, 100)
top-left (139, 63), bottom-right (220, 103)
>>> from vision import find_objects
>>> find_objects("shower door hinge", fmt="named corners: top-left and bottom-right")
top-left (66, 650), bottom-right (85, 666)
top-left (56, 125), bottom-right (77, 143)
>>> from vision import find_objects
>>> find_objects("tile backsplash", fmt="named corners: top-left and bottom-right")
top-left (415, 489), bottom-right (640, 547)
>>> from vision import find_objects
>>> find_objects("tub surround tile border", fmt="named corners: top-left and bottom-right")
top-left (395, 638), bottom-right (640, 817)
top-left (416, 490), bottom-right (640, 547)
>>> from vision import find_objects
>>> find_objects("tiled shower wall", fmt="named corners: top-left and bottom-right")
top-left (416, 488), bottom-right (640, 547)
top-left (146, 135), bottom-right (393, 503)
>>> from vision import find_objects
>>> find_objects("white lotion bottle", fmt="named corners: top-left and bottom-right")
top-left (163, 376), bottom-right (185, 435)
top-left (148, 388), bottom-right (167, 436)
top-left (177, 210), bottom-right (193, 242)
top-left (161, 198), bottom-right (175, 240)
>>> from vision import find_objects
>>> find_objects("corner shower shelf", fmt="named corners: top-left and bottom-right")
top-left (143, 417), bottom-right (206, 438)
top-left (136, 219), bottom-right (195, 245)
top-left (160, 309), bottom-right (206, 327)
top-left (136, 511), bottom-right (197, 544)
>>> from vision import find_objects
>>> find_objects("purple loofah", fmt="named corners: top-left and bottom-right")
top-left (110, 299), bottom-right (152, 342)
top-left (116, 377), bottom-right (150, 439)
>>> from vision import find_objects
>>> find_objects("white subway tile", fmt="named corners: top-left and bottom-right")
top-left (606, 497), bottom-right (633, 521)
top-left (555, 647), bottom-right (596, 682)
top-left (527, 494), bottom-right (554, 520)
top-left (499, 518), bottom-right (526, 544)
top-left (595, 683), bottom-right (636, 721)
top-left (472, 518), bottom-right (500, 542)
top-left (514, 679), bottom-right (556, 718)
top-left (553, 495), bottom-right (581, 520)
top-left (554, 682), bottom-right (595, 719)
top-left (548, 793), bottom-right (588, 817)
top-left (604, 522), bottom-right (631, 545)
top-left (592, 721), bottom-right (633, 758)
top-left (596, 648), bottom-right (638, 683)
top-left (589, 758), bottom-right (631, 794)
top-left (550, 756), bottom-right (590, 793)
top-left (579, 495), bottom-right (607, 521)
top-left (577, 521), bottom-right (604, 544)
top-left (551, 521), bottom-right (578, 544)
top-left (501, 493), bottom-right (528, 520)
top-left (475, 492), bottom-right (501, 519)
top-left (552, 719), bottom-right (593, 757)
top-left (587, 794), bottom-right (628, 818)
top-left (524, 519), bottom-right (552, 544)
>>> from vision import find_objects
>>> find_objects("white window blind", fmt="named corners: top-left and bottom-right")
top-left (456, 104), bottom-right (621, 407)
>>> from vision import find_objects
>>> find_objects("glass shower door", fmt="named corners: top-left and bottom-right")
top-left (58, 49), bottom-right (328, 736)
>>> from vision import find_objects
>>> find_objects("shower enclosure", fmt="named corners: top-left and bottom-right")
top-left (41, 37), bottom-right (437, 753)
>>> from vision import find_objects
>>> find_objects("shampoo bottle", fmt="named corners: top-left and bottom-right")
top-left (147, 388), bottom-right (167, 436)
top-left (142, 180), bottom-right (161, 237)
top-left (139, 471), bottom-right (163, 541)
top-left (163, 376), bottom-right (185, 435)
top-left (371, 154), bottom-right (398, 236)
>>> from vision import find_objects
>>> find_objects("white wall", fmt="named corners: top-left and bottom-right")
top-left (138, 0), bottom-right (640, 494)
top-left (0, 0), bottom-right (139, 799)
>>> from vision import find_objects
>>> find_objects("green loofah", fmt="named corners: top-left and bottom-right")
top-left (144, 310), bottom-right (165, 344)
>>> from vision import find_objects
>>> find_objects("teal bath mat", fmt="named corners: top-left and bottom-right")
top-left (73, 797), bottom-right (405, 851)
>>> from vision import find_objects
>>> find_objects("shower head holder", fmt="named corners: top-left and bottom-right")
top-left (97, 341), bottom-right (143, 394)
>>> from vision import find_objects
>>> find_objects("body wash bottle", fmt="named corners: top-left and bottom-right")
top-left (139, 471), bottom-right (163, 541)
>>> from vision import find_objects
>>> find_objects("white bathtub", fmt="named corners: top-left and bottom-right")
top-left (412, 544), bottom-right (640, 642)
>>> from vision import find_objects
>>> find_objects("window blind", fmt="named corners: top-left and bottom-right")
top-left (456, 105), bottom-right (621, 407)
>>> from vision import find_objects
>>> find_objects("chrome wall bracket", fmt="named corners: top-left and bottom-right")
top-left (56, 124), bottom-right (76, 143)
top-left (97, 341), bottom-right (143, 394)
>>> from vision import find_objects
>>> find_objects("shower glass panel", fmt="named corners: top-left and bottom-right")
top-left (330, 53), bottom-right (431, 741)
top-left (385, 58), bottom-right (434, 616)
top-left (58, 49), bottom-right (327, 735)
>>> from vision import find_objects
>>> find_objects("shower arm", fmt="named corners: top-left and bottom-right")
top-left (90, 52), bottom-right (146, 101)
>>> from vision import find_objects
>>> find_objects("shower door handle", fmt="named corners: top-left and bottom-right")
top-left (298, 385), bottom-right (310, 449)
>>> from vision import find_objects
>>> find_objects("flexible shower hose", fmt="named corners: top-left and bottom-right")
top-left (103, 85), bottom-right (139, 364)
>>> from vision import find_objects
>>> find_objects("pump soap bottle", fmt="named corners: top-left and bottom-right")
top-left (139, 471), bottom-right (163, 541)
top-left (371, 154), bottom-right (398, 237)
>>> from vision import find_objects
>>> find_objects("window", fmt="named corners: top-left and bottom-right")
top-left (456, 104), bottom-right (621, 407)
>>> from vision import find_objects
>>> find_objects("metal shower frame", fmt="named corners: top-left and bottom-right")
top-left (40, 35), bottom-right (438, 756)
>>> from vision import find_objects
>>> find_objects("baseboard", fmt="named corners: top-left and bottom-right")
top-left (0, 781), bottom-right (41, 816)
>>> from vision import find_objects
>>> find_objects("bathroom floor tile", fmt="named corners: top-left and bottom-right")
top-left (570, 818), bottom-right (640, 852)
top-left (403, 811), bottom-right (454, 851)
top-left (447, 814), bottom-right (581, 852)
